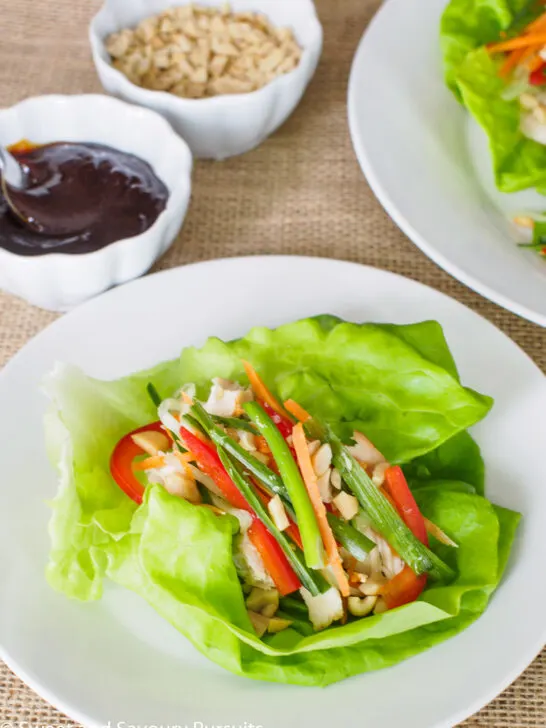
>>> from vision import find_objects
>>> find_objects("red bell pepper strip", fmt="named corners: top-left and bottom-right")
top-left (285, 522), bottom-right (304, 550)
top-left (381, 566), bottom-right (428, 609)
top-left (180, 427), bottom-right (249, 511)
top-left (260, 400), bottom-right (294, 439)
top-left (530, 61), bottom-right (546, 85)
top-left (381, 465), bottom-right (429, 607)
top-left (247, 519), bottom-right (301, 596)
top-left (180, 426), bottom-right (301, 595)
top-left (383, 466), bottom-right (429, 547)
top-left (110, 421), bottom-right (167, 505)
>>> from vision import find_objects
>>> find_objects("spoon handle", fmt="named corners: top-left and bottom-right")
top-left (0, 147), bottom-right (26, 188)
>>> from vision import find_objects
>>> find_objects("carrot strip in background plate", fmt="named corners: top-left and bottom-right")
top-left (292, 422), bottom-right (350, 596)
top-left (499, 46), bottom-right (528, 76)
top-left (524, 11), bottom-right (546, 34)
top-left (527, 52), bottom-right (544, 70)
top-left (488, 31), bottom-right (546, 53)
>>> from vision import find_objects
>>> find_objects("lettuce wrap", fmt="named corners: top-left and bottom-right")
top-left (45, 316), bottom-right (520, 686)
top-left (441, 0), bottom-right (546, 194)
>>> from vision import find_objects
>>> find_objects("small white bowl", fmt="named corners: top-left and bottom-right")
top-left (89, 0), bottom-right (323, 159)
top-left (0, 95), bottom-right (192, 312)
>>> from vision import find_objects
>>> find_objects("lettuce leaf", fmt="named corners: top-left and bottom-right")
top-left (458, 48), bottom-right (546, 193)
top-left (441, 0), bottom-right (537, 98)
top-left (441, 0), bottom-right (546, 193)
top-left (100, 484), bottom-right (519, 686)
top-left (180, 316), bottom-right (492, 464)
top-left (45, 317), bottom-right (519, 686)
top-left (404, 430), bottom-right (485, 495)
top-left (45, 358), bottom-right (181, 600)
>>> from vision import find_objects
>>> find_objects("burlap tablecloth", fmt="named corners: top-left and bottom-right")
top-left (0, 0), bottom-right (544, 725)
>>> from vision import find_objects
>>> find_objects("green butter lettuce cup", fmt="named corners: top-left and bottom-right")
top-left (44, 315), bottom-right (520, 685)
top-left (441, 0), bottom-right (546, 194)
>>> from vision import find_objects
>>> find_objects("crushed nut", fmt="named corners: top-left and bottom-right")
top-left (520, 92), bottom-right (538, 110)
top-left (513, 215), bottom-right (535, 229)
top-left (105, 3), bottom-right (302, 98)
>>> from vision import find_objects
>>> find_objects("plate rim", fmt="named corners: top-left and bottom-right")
top-left (346, 0), bottom-right (546, 329)
top-left (1, 254), bottom-right (545, 728)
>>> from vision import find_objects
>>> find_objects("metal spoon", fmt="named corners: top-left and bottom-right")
top-left (0, 146), bottom-right (26, 188)
top-left (0, 142), bottom-right (101, 237)
top-left (0, 145), bottom-right (40, 231)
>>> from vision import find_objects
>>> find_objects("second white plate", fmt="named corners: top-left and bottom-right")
top-left (348, 0), bottom-right (546, 327)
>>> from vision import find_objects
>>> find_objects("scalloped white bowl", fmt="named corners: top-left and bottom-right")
top-left (90, 0), bottom-right (323, 159)
top-left (0, 95), bottom-right (192, 311)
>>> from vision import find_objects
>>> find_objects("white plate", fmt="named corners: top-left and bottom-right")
top-left (0, 256), bottom-right (545, 728)
top-left (348, 0), bottom-right (546, 327)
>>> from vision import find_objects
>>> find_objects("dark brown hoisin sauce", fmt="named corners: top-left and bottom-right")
top-left (0, 140), bottom-right (168, 255)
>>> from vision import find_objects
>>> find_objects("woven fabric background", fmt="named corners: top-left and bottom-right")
top-left (0, 0), bottom-right (544, 725)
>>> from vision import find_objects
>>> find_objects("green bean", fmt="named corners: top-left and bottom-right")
top-left (212, 415), bottom-right (259, 434)
top-left (244, 402), bottom-right (324, 570)
top-left (146, 382), bottom-right (162, 408)
top-left (191, 402), bottom-right (292, 507)
top-left (329, 429), bottom-right (453, 581)
top-left (326, 513), bottom-right (375, 561)
top-left (218, 448), bottom-right (325, 596)
top-left (306, 417), bottom-right (453, 581)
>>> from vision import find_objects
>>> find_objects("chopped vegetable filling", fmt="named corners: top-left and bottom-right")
top-left (109, 366), bottom-right (456, 633)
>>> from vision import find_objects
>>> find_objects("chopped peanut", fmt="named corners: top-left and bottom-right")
top-left (105, 3), bottom-right (302, 98)
top-left (131, 430), bottom-right (170, 456)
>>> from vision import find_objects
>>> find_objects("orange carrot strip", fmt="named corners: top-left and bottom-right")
top-left (173, 451), bottom-right (195, 464)
top-left (499, 47), bottom-right (527, 76)
top-left (525, 11), bottom-right (546, 34)
top-left (133, 455), bottom-right (165, 471)
top-left (242, 360), bottom-right (287, 418)
top-left (181, 392), bottom-right (193, 405)
top-left (487, 32), bottom-right (546, 54)
top-left (292, 423), bottom-right (350, 597)
top-left (517, 41), bottom-right (543, 66)
top-left (255, 436), bottom-right (271, 454)
top-left (173, 450), bottom-right (196, 476)
top-left (528, 52), bottom-right (544, 70)
top-left (284, 399), bottom-right (311, 422)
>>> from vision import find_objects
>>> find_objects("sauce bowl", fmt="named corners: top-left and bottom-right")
top-left (0, 94), bottom-right (192, 311)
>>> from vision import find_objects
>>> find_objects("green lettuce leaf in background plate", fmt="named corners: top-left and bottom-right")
top-left (45, 316), bottom-right (519, 686)
top-left (441, 0), bottom-right (546, 193)
top-left (457, 48), bottom-right (546, 193)
top-left (440, 0), bottom-right (546, 193)
top-left (441, 0), bottom-right (536, 97)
